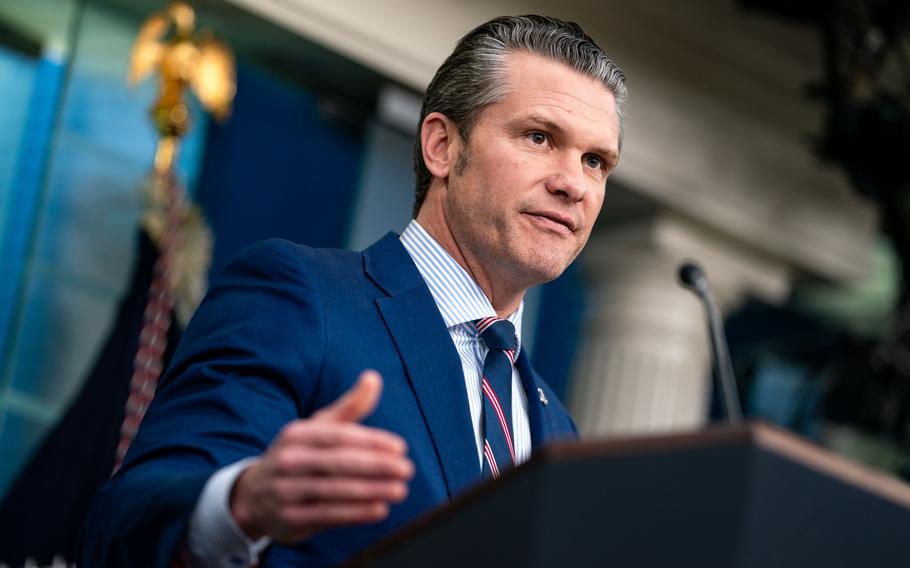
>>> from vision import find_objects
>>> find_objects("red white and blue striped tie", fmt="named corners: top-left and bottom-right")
top-left (475, 317), bottom-right (517, 479)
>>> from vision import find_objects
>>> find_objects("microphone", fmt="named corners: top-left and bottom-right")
top-left (678, 261), bottom-right (743, 424)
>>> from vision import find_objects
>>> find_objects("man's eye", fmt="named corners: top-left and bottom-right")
top-left (584, 154), bottom-right (603, 169)
top-left (529, 132), bottom-right (547, 145)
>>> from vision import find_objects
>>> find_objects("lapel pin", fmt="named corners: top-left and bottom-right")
top-left (537, 387), bottom-right (549, 406)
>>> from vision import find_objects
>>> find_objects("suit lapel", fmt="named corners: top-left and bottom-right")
top-left (364, 234), bottom-right (480, 498)
top-left (516, 351), bottom-right (558, 449)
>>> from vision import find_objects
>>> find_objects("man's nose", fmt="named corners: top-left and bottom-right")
top-left (544, 154), bottom-right (587, 202)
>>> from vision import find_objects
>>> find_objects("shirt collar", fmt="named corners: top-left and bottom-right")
top-left (400, 220), bottom-right (523, 348)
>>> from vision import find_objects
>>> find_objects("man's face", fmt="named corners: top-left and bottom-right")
top-left (444, 52), bottom-right (621, 290)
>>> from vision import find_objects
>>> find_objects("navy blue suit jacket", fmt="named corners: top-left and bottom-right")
top-left (83, 233), bottom-right (577, 567)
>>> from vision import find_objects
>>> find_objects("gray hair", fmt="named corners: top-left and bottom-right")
top-left (411, 14), bottom-right (627, 217)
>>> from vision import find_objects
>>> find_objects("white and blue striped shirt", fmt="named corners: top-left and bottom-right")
top-left (400, 220), bottom-right (531, 467)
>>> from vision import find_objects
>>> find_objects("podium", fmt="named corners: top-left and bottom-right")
top-left (344, 422), bottom-right (910, 567)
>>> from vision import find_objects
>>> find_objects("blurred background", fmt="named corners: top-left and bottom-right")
top-left (1, 0), bottom-right (910, 564)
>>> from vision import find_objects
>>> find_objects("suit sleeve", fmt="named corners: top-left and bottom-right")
top-left (82, 239), bottom-right (326, 568)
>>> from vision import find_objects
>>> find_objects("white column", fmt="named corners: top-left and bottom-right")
top-left (570, 213), bottom-right (791, 437)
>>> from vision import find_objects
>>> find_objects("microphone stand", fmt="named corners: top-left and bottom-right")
top-left (678, 262), bottom-right (743, 424)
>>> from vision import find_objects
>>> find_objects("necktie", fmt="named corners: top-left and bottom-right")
top-left (475, 317), bottom-right (517, 479)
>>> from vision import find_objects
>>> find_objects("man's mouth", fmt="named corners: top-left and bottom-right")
top-left (523, 211), bottom-right (577, 235)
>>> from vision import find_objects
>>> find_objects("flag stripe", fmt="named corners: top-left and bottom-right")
top-left (482, 378), bottom-right (515, 462)
top-left (483, 440), bottom-right (500, 478)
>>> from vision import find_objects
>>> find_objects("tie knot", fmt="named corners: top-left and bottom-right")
top-left (475, 317), bottom-right (517, 352)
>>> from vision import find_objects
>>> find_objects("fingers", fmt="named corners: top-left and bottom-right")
top-left (313, 370), bottom-right (382, 423)
top-left (272, 446), bottom-right (414, 479)
top-left (273, 476), bottom-right (409, 504)
top-left (230, 370), bottom-right (413, 544)
top-left (230, 445), bottom-right (411, 542)
top-left (271, 421), bottom-right (412, 480)
top-left (234, 468), bottom-right (401, 543)
top-left (278, 420), bottom-right (407, 454)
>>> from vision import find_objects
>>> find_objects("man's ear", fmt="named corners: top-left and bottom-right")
top-left (420, 112), bottom-right (462, 179)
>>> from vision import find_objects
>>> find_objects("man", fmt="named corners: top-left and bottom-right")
top-left (83, 14), bottom-right (625, 568)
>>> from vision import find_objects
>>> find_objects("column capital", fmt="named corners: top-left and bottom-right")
top-left (585, 211), bottom-right (792, 314)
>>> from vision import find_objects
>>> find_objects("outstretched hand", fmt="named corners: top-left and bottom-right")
top-left (230, 370), bottom-right (414, 543)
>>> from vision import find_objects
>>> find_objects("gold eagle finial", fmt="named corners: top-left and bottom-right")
top-left (129, 0), bottom-right (236, 173)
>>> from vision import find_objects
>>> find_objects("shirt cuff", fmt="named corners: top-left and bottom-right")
top-left (187, 457), bottom-right (271, 568)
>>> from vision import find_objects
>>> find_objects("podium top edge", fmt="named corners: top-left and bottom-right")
top-left (540, 421), bottom-right (910, 509)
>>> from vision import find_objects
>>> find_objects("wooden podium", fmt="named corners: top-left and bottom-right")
top-left (343, 422), bottom-right (910, 567)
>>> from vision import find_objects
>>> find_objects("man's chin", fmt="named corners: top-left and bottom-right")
top-left (516, 254), bottom-right (573, 286)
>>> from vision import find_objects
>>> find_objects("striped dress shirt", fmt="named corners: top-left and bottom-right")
top-left (400, 220), bottom-right (531, 467)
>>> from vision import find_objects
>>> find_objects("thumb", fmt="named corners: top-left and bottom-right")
top-left (313, 369), bottom-right (383, 423)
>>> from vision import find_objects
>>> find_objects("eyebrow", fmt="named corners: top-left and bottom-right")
top-left (522, 113), bottom-right (619, 165)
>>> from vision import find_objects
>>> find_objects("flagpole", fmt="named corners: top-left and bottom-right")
top-left (114, 0), bottom-right (234, 473)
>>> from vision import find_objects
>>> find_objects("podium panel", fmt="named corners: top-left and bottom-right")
top-left (344, 423), bottom-right (910, 568)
